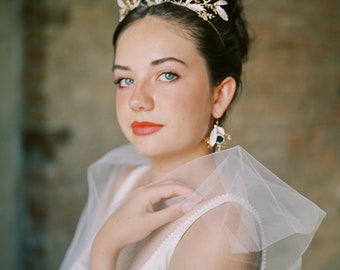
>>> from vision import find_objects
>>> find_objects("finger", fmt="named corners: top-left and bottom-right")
top-left (166, 194), bottom-right (201, 214)
top-left (144, 183), bottom-right (194, 205)
top-left (149, 205), bottom-right (185, 228)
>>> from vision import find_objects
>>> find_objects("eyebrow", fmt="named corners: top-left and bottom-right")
top-left (151, 57), bottom-right (187, 66)
top-left (112, 65), bottom-right (130, 72)
top-left (112, 57), bottom-right (187, 72)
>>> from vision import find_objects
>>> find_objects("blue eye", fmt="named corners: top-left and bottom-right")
top-left (159, 72), bottom-right (178, 82)
top-left (114, 78), bottom-right (134, 88)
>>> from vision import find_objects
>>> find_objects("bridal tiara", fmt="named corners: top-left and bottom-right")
top-left (117, 0), bottom-right (229, 22)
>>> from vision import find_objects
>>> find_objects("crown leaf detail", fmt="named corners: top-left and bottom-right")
top-left (117, 0), bottom-right (228, 22)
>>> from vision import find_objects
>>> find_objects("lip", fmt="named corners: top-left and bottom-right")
top-left (131, 121), bottom-right (164, 136)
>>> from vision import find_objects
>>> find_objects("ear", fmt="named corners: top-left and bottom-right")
top-left (211, 76), bottom-right (237, 119)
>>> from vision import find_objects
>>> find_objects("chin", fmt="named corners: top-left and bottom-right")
top-left (131, 142), bottom-right (161, 158)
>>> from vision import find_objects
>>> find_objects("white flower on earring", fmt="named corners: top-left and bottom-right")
top-left (209, 124), bottom-right (226, 148)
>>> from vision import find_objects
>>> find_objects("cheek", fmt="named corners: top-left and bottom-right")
top-left (115, 93), bottom-right (128, 125)
top-left (187, 89), bottom-right (212, 115)
top-left (171, 91), bottom-right (212, 126)
top-left (188, 91), bottom-right (213, 127)
top-left (116, 91), bottom-right (129, 110)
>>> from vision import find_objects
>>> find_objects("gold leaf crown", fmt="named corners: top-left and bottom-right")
top-left (116, 0), bottom-right (229, 22)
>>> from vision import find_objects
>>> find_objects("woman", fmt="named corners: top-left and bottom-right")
top-left (61, 1), bottom-right (325, 269)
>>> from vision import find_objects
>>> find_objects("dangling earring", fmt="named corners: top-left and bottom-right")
top-left (206, 119), bottom-right (231, 152)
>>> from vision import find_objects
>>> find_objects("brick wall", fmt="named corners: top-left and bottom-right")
top-left (0, 0), bottom-right (23, 269)
top-left (21, 0), bottom-right (72, 268)
top-left (232, 2), bottom-right (340, 268)
top-left (21, 0), bottom-right (126, 268)
top-left (0, 0), bottom-right (339, 269)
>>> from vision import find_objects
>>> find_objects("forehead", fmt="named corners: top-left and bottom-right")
top-left (114, 16), bottom-right (200, 65)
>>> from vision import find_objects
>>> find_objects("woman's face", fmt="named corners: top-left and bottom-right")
top-left (114, 16), bottom-right (214, 160)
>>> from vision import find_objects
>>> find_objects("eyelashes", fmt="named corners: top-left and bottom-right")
top-left (113, 71), bottom-right (180, 88)
top-left (113, 78), bottom-right (134, 88)
top-left (159, 71), bottom-right (179, 82)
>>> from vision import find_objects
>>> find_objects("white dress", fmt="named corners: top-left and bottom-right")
top-left (60, 145), bottom-right (325, 270)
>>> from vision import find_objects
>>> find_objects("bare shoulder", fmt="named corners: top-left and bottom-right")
top-left (169, 203), bottom-right (260, 270)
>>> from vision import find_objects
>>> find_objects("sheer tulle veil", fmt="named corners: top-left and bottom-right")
top-left (61, 144), bottom-right (325, 270)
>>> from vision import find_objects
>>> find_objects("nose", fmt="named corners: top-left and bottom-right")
top-left (128, 81), bottom-right (154, 111)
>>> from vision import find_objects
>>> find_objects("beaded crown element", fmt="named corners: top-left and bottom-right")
top-left (117, 0), bottom-right (229, 22)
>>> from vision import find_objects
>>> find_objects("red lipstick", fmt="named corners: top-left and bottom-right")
top-left (131, 121), bottom-right (164, 136)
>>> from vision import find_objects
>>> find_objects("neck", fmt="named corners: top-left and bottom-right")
top-left (148, 143), bottom-right (212, 181)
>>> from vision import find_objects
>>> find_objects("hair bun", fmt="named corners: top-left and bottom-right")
top-left (224, 0), bottom-right (250, 62)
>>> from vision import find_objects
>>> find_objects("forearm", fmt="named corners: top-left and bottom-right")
top-left (89, 237), bottom-right (121, 270)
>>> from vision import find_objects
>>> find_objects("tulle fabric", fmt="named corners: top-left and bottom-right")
top-left (60, 144), bottom-right (325, 270)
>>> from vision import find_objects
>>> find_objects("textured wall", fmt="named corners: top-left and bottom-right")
top-left (20, 0), bottom-right (125, 269)
top-left (0, 0), bottom-right (339, 269)
top-left (0, 0), bottom-right (22, 269)
top-left (233, 1), bottom-right (340, 269)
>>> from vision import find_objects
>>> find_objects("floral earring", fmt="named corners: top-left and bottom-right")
top-left (207, 119), bottom-right (231, 152)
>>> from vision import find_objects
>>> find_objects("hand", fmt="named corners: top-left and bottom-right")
top-left (90, 181), bottom-right (194, 270)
